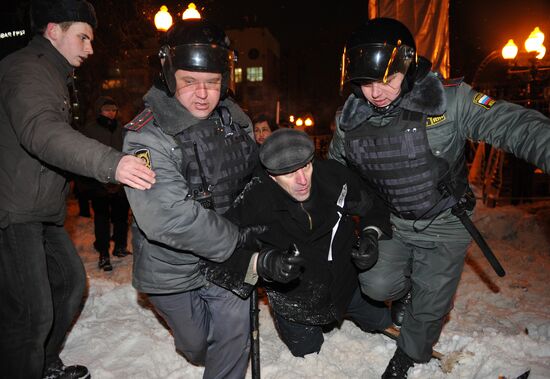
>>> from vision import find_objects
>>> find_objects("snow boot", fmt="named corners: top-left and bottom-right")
top-left (98, 252), bottom-right (112, 271)
top-left (42, 358), bottom-right (90, 379)
top-left (382, 347), bottom-right (415, 378)
top-left (391, 291), bottom-right (412, 327)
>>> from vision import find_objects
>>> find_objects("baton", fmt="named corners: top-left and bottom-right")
top-left (451, 205), bottom-right (506, 277)
top-left (250, 287), bottom-right (261, 379)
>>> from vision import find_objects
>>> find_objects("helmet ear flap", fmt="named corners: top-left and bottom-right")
top-left (159, 45), bottom-right (176, 96)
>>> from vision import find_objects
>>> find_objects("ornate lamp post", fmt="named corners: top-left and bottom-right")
top-left (470, 27), bottom-right (550, 206)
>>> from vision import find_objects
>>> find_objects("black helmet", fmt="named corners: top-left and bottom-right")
top-left (340, 18), bottom-right (417, 98)
top-left (158, 19), bottom-right (236, 97)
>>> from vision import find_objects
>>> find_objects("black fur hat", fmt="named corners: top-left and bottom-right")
top-left (31, 0), bottom-right (97, 32)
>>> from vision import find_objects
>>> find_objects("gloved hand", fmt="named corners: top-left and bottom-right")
top-left (351, 228), bottom-right (379, 270)
top-left (236, 225), bottom-right (268, 251)
top-left (256, 244), bottom-right (304, 283)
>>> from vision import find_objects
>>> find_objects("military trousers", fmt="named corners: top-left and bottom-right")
top-left (148, 283), bottom-right (251, 379)
top-left (358, 209), bottom-right (472, 362)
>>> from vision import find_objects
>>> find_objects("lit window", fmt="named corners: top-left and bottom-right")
top-left (234, 68), bottom-right (242, 83)
top-left (246, 67), bottom-right (263, 82)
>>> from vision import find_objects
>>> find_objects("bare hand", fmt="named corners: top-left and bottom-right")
top-left (115, 155), bottom-right (156, 190)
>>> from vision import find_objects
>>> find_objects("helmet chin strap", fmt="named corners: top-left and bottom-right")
top-left (368, 95), bottom-right (403, 114)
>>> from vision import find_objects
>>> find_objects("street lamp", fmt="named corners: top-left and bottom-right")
top-left (501, 39), bottom-right (518, 60)
top-left (182, 3), bottom-right (201, 20)
top-left (524, 27), bottom-right (545, 59)
top-left (154, 5), bottom-right (173, 32)
top-left (470, 27), bottom-right (550, 206)
top-left (501, 27), bottom-right (548, 80)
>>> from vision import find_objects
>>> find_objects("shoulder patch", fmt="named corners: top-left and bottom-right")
top-left (473, 92), bottom-right (496, 110)
top-left (134, 148), bottom-right (152, 169)
top-left (443, 76), bottom-right (464, 87)
top-left (426, 114), bottom-right (447, 127)
top-left (125, 108), bottom-right (154, 132)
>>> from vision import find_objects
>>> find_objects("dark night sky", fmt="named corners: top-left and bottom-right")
top-left (2, 0), bottom-right (549, 127)
top-left (201, 0), bottom-right (550, 126)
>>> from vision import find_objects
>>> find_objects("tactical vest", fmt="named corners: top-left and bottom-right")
top-left (344, 110), bottom-right (458, 220)
top-left (174, 108), bottom-right (258, 214)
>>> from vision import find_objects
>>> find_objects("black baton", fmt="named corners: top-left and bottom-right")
top-left (250, 287), bottom-right (261, 379)
top-left (451, 203), bottom-right (506, 277)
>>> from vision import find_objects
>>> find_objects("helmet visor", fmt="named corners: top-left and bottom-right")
top-left (172, 43), bottom-right (234, 73)
top-left (160, 43), bottom-right (235, 95)
top-left (341, 43), bottom-right (415, 86)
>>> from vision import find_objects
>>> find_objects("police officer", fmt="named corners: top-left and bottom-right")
top-left (123, 19), bottom-right (264, 379)
top-left (329, 17), bottom-right (550, 378)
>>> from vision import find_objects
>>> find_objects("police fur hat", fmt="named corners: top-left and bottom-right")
top-left (31, 0), bottom-right (97, 32)
top-left (260, 129), bottom-right (315, 175)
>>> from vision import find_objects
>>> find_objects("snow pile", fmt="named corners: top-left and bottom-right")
top-left (61, 199), bottom-right (550, 378)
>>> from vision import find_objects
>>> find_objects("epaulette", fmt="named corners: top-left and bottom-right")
top-left (442, 76), bottom-right (464, 87)
top-left (125, 108), bottom-right (154, 132)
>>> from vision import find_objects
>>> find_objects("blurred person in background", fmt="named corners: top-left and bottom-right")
top-left (252, 113), bottom-right (278, 145)
top-left (79, 96), bottom-right (131, 272)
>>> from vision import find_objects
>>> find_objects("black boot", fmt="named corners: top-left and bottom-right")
top-left (98, 252), bottom-right (113, 271)
top-left (391, 291), bottom-right (412, 327)
top-left (42, 358), bottom-right (90, 379)
top-left (112, 246), bottom-right (130, 257)
top-left (382, 347), bottom-right (415, 378)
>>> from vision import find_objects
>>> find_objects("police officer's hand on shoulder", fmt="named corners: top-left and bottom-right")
top-left (351, 228), bottom-right (380, 270)
top-left (256, 244), bottom-right (304, 283)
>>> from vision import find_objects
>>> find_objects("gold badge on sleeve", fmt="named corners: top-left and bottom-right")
top-left (134, 148), bottom-right (151, 169)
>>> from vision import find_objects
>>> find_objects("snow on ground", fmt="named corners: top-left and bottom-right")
top-left (61, 198), bottom-right (550, 379)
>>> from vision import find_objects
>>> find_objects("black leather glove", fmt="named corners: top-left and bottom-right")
top-left (256, 244), bottom-right (304, 283)
top-left (236, 225), bottom-right (268, 251)
top-left (351, 228), bottom-right (379, 270)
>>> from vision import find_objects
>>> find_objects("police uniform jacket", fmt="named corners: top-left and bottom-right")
top-left (123, 86), bottom-right (256, 294)
top-left (0, 35), bottom-right (124, 227)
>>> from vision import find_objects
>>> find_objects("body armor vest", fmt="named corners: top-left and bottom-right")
top-left (174, 108), bottom-right (258, 214)
top-left (344, 110), bottom-right (457, 220)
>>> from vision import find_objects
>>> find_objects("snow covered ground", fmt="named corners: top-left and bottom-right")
top-left (61, 198), bottom-right (550, 379)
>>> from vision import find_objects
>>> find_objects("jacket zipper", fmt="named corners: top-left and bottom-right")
top-left (300, 203), bottom-right (313, 230)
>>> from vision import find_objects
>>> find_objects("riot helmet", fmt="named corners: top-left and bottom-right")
top-left (158, 19), bottom-right (236, 97)
top-left (340, 18), bottom-right (417, 109)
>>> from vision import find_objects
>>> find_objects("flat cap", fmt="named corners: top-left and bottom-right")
top-left (260, 128), bottom-right (314, 175)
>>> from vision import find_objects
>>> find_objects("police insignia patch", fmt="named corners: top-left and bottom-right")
top-left (473, 93), bottom-right (496, 110)
top-left (134, 149), bottom-right (152, 169)
top-left (426, 115), bottom-right (446, 127)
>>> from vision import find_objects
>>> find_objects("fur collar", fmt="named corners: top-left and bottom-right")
top-left (340, 72), bottom-right (447, 130)
top-left (143, 86), bottom-right (251, 136)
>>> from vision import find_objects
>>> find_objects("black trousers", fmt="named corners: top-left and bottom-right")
top-left (91, 193), bottom-right (129, 254)
top-left (274, 288), bottom-right (392, 357)
top-left (0, 223), bottom-right (86, 378)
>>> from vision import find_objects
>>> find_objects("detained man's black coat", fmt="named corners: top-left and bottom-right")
top-left (202, 159), bottom-right (389, 325)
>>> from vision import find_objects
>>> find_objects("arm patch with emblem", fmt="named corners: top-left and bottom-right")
top-left (473, 92), bottom-right (496, 110)
top-left (134, 149), bottom-right (152, 169)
